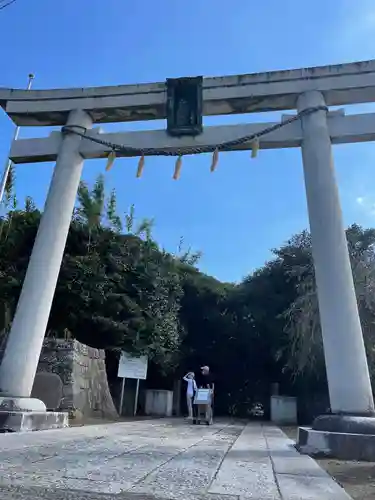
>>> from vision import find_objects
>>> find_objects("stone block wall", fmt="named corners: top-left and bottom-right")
top-left (36, 339), bottom-right (118, 419)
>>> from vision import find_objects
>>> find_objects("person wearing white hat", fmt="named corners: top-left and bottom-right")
top-left (182, 371), bottom-right (197, 420)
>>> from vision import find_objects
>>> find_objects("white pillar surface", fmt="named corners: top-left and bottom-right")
top-left (0, 109), bottom-right (92, 398)
top-left (298, 91), bottom-right (374, 415)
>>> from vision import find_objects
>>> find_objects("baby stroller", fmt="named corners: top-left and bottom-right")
top-left (193, 388), bottom-right (213, 425)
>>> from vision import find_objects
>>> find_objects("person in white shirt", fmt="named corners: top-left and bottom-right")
top-left (183, 372), bottom-right (197, 419)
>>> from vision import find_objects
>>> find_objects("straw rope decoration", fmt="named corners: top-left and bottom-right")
top-left (61, 105), bottom-right (327, 181)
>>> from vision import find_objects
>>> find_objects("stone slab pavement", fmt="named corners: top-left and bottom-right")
top-left (0, 419), bottom-right (353, 500)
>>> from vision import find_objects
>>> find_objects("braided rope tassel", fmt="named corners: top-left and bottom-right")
top-left (210, 148), bottom-right (219, 172)
top-left (105, 150), bottom-right (116, 171)
top-left (136, 154), bottom-right (145, 178)
top-left (251, 137), bottom-right (260, 158)
top-left (63, 106), bottom-right (324, 160)
top-left (173, 156), bottom-right (182, 180)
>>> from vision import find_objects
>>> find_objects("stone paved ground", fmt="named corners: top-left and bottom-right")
top-left (0, 419), bottom-right (353, 500)
top-left (282, 426), bottom-right (375, 500)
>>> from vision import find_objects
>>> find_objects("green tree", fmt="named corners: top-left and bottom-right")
top-left (282, 225), bottom-right (375, 380)
top-left (52, 175), bottom-right (184, 372)
top-left (0, 183), bottom-right (184, 377)
top-left (6, 176), bottom-right (375, 419)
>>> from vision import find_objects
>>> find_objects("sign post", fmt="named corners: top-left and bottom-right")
top-left (119, 376), bottom-right (126, 415)
top-left (0, 73), bottom-right (35, 205)
top-left (117, 351), bottom-right (148, 417)
top-left (134, 379), bottom-right (140, 416)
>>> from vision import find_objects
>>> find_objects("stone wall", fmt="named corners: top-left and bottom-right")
top-left (35, 339), bottom-right (118, 419)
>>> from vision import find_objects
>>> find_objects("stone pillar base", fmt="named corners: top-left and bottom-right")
top-left (298, 414), bottom-right (375, 461)
top-left (0, 410), bottom-right (68, 432)
top-left (0, 397), bottom-right (46, 412)
top-left (313, 414), bottom-right (375, 434)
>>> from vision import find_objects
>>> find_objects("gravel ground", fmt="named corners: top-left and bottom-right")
top-left (282, 426), bottom-right (375, 500)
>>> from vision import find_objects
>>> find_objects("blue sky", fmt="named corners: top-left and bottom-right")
top-left (1, 0), bottom-right (375, 283)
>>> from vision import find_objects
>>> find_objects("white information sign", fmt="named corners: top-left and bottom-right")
top-left (118, 352), bottom-right (148, 380)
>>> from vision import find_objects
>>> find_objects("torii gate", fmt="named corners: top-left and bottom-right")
top-left (0, 60), bottom-right (375, 442)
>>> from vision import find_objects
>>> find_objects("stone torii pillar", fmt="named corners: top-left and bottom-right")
top-left (297, 91), bottom-right (375, 432)
top-left (0, 109), bottom-right (92, 414)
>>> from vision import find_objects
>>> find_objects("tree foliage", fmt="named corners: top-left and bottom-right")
top-left (0, 179), bottom-right (182, 374)
top-left (1, 174), bottom-right (375, 418)
top-left (283, 225), bottom-right (375, 378)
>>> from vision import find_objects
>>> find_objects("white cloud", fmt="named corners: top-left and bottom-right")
top-left (355, 195), bottom-right (375, 217)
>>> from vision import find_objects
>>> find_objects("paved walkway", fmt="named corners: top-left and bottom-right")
top-left (0, 419), bottom-right (352, 500)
